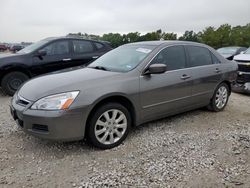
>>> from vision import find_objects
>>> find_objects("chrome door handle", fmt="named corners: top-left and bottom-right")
top-left (215, 68), bottom-right (221, 73)
top-left (92, 56), bottom-right (99, 59)
top-left (62, 58), bottom-right (71, 61)
top-left (181, 74), bottom-right (191, 80)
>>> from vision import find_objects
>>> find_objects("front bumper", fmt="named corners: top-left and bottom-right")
top-left (232, 71), bottom-right (250, 94)
top-left (10, 99), bottom-right (88, 141)
top-left (232, 82), bottom-right (250, 94)
top-left (236, 71), bottom-right (250, 83)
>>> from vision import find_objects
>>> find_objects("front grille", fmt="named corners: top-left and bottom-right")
top-left (235, 60), bottom-right (250, 72)
top-left (238, 64), bottom-right (250, 72)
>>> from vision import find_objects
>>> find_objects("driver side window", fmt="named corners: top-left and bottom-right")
top-left (151, 45), bottom-right (186, 71)
top-left (41, 41), bottom-right (69, 56)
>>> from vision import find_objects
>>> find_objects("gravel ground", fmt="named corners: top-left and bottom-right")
top-left (0, 89), bottom-right (250, 188)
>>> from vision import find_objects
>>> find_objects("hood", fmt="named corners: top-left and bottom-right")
top-left (0, 53), bottom-right (26, 63)
top-left (221, 54), bottom-right (234, 59)
top-left (233, 54), bottom-right (250, 61)
top-left (18, 67), bottom-right (121, 101)
top-left (0, 53), bottom-right (19, 58)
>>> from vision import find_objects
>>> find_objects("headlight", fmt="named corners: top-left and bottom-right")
top-left (31, 91), bottom-right (79, 110)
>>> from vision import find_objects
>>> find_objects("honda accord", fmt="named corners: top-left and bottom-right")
top-left (10, 41), bottom-right (238, 149)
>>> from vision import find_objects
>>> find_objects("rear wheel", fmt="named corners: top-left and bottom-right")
top-left (207, 83), bottom-right (229, 112)
top-left (87, 103), bottom-right (131, 149)
top-left (1, 72), bottom-right (29, 96)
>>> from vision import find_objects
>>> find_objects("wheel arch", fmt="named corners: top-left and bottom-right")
top-left (219, 80), bottom-right (232, 95)
top-left (85, 95), bottom-right (137, 136)
top-left (0, 66), bottom-right (31, 85)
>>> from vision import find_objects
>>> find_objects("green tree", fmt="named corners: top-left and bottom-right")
top-left (200, 27), bottom-right (217, 48)
top-left (179, 30), bottom-right (200, 42)
top-left (123, 32), bottom-right (141, 43)
top-left (162, 32), bottom-right (177, 40)
top-left (67, 23), bottom-right (250, 48)
top-left (216, 24), bottom-right (232, 48)
top-left (101, 33), bottom-right (124, 47)
top-left (231, 24), bottom-right (250, 47)
top-left (139, 29), bottom-right (162, 41)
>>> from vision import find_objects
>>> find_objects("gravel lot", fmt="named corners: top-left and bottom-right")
top-left (0, 88), bottom-right (250, 187)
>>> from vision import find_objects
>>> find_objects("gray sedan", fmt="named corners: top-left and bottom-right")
top-left (10, 41), bottom-right (238, 149)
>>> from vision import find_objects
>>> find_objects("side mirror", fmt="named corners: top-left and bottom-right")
top-left (37, 50), bottom-right (47, 57)
top-left (240, 51), bottom-right (245, 54)
top-left (144, 64), bottom-right (167, 75)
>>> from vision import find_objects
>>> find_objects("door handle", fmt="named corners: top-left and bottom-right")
top-left (215, 68), bottom-right (221, 73)
top-left (92, 56), bottom-right (99, 59)
top-left (62, 58), bottom-right (71, 61)
top-left (181, 74), bottom-right (191, 80)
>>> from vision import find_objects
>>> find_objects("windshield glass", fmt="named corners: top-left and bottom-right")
top-left (244, 48), bottom-right (250, 54)
top-left (17, 40), bottom-right (48, 54)
top-left (88, 45), bottom-right (155, 72)
top-left (217, 47), bottom-right (238, 55)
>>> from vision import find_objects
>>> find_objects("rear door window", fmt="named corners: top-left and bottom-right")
top-left (187, 46), bottom-right (212, 67)
top-left (72, 40), bottom-right (94, 53)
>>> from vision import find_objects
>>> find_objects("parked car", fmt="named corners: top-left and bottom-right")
top-left (217, 46), bottom-right (247, 60)
top-left (10, 41), bottom-right (237, 149)
top-left (9, 44), bottom-right (24, 53)
top-left (0, 37), bottom-right (112, 95)
top-left (0, 44), bottom-right (7, 52)
top-left (232, 47), bottom-right (250, 93)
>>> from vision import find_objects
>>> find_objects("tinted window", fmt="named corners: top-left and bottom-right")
top-left (73, 40), bottom-right (94, 53)
top-left (187, 46), bottom-right (212, 67)
top-left (151, 46), bottom-right (186, 71)
top-left (41, 41), bottom-right (69, 55)
top-left (95, 42), bottom-right (104, 50)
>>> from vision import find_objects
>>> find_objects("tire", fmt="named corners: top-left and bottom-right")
top-left (86, 103), bottom-right (131, 149)
top-left (207, 83), bottom-right (230, 112)
top-left (1, 72), bottom-right (29, 96)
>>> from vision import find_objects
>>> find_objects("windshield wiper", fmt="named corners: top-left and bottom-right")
top-left (89, 66), bottom-right (109, 71)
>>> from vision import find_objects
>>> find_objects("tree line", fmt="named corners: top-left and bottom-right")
top-left (67, 23), bottom-right (250, 49)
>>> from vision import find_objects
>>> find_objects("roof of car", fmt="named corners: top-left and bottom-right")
top-left (125, 40), bottom-right (206, 47)
top-left (43, 36), bottom-right (109, 44)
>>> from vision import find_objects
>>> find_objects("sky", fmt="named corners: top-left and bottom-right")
top-left (0, 0), bottom-right (250, 43)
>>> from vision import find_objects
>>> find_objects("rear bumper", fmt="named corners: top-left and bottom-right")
top-left (10, 99), bottom-right (88, 142)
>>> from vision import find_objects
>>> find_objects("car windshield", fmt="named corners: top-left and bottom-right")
top-left (88, 45), bottom-right (155, 72)
top-left (244, 48), bottom-right (250, 54)
top-left (217, 47), bottom-right (239, 55)
top-left (17, 40), bottom-right (48, 54)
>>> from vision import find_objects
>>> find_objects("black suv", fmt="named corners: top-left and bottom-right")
top-left (0, 37), bottom-right (112, 95)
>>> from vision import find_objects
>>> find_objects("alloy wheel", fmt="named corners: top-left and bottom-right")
top-left (94, 109), bottom-right (128, 145)
top-left (215, 86), bottom-right (228, 109)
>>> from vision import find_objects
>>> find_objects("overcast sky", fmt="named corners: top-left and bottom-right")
top-left (1, 0), bottom-right (250, 43)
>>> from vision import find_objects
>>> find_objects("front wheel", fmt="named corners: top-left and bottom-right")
top-left (1, 72), bottom-right (29, 96)
top-left (207, 83), bottom-right (230, 112)
top-left (87, 103), bottom-right (131, 149)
